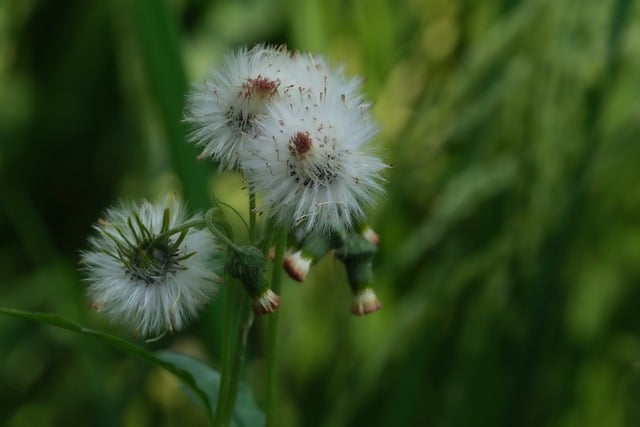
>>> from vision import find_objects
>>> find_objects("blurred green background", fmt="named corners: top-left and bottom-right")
top-left (2, 0), bottom-right (640, 425)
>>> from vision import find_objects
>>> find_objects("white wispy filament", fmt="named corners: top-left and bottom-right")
top-left (242, 54), bottom-right (387, 232)
top-left (185, 45), bottom-right (299, 170)
top-left (81, 196), bottom-right (219, 337)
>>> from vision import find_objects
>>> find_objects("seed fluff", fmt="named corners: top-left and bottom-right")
top-left (80, 196), bottom-right (220, 338)
top-left (241, 59), bottom-right (387, 232)
top-left (185, 45), bottom-right (301, 170)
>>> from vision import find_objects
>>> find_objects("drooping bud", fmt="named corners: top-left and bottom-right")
top-left (335, 229), bottom-right (381, 316)
top-left (351, 288), bottom-right (382, 316)
top-left (358, 223), bottom-right (380, 246)
top-left (283, 250), bottom-right (312, 282)
top-left (252, 289), bottom-right (281, 315)
top-left (283, 230), bottom-right (339, 282)
top-left (227, 245), bottom-right (280, 315)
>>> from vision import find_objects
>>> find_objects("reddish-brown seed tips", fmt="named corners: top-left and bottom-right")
top-left (283, 250), bottom-right (312, 282)
top-left (288, 131), bottom-right (313, 159)
top-left (252, 289), bottom-right (281, 315)
top-left (351, 288), bottom-right (382, 316)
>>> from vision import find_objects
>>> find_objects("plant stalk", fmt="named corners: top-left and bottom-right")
top-left (212, 284), bottom-right (236, 427)
top-left (266, 229), bottom-right (286, 427)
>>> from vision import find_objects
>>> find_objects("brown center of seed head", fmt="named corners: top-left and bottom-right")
top-left (243, 75), bottom-right (279, 98)
top-left (289, 131), bottom-right (313, 159)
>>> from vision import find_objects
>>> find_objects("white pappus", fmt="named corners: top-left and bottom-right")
top-left (185, 45), bottom-right (300, 170)
top-left (80, 196), bottom-right (220, 338)
top-left (241, 58), bottom-right (387, 232)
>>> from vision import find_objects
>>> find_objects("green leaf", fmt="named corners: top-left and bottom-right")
top-left (0, 308), bottom-right (213, 418)
top-left (156, 350), bottom-right (221, 414)
top-left (233, 380), bottom-right (266, 427)
top-left (157, 350), bottom-right (266, 427)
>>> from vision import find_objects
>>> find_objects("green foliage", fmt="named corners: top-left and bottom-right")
top-left (2, 0), bottom-right (640, 426)
top-left (0, 308), bottom-right (214, 418)
top-left (0, 309), bottom-right (265, 426)
top-left (157, 351), bottom-right (265, 427)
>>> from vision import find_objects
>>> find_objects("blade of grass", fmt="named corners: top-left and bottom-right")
top-left (129, 0), bottom-right (211, 210)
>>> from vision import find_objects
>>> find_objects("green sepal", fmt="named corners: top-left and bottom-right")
top-left (298, 230), bottom-right (340, 264)
top-left (226, 245), bottom-right (267, 298)
top-left (335, 230), bottom-right (378, 295)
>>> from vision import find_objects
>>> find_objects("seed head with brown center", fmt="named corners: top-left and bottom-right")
top-left (289, 131), bottom-right (313, 159)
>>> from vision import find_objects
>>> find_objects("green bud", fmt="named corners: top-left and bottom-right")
top-left (335, 229), bottom-right (382, 315)
top-left (226, 245), bottom-right (280, 315)
top-left (283, 231), bottom-right (339, 282)
top-left (227, 245), bottom-right (267, 298)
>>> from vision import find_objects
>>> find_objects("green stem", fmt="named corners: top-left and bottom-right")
top-left (212, 285), bottom-right (236, 427)
top-left (266, 229), bottom-right (286, 427)
top-left (213, 190), bottom-right (259, 426)
top-left (213, 284), bottom-right (253, 427)
top-left (205, 209), bottom-right (241, 251)
top-left (221, 293), bottom-right (252, 425)
top-left (249, 188), bottom-right (257, 243)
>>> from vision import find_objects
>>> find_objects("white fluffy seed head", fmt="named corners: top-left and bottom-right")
top-left (185, 45), bottom-right (303, 170)
top-left (241, 63), bottom-right (387, 233)
top-left (80, 195), bottom-right (221, 338)
top-left (290, 52), bottom-right (369, 110)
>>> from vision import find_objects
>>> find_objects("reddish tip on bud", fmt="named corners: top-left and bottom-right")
top-left (252, 289), bottom-right (281, 315)
top-left (361, 226), bottom-right (380, 246)
top-left (283, 250), bottom-right (312, 282)
top-left (351, 288), bottom-right (381, 316)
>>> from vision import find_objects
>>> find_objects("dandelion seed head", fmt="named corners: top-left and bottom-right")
top-left (242, 77), bottom-right (387, 232)
top-left (185, 45), bottom-right (302, 170)
top-left (80, 196), bottom-right (220, 337)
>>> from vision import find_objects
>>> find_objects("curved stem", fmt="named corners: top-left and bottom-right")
top-left (205, 209), bottom-right (241, 251)
top-left (215, 198), bottom-right (250, 235)
top-left (266, 229), bottom-right (286, 427)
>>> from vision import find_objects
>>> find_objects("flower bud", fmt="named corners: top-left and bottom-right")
top-left (227, 245), bottom-right (280, 315)
top-left (283, 250), bottom-right (312, 282)
top-left (359, 224), bottom-right (380, 246)
top-left (351, 288), bottom-right (382, 316)
top-left (283, 231), bottom-right (337, 282)
top-left (252, 289), bottom-right (281, 315)
top-left (335, 229), bottom-right (381, 315)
